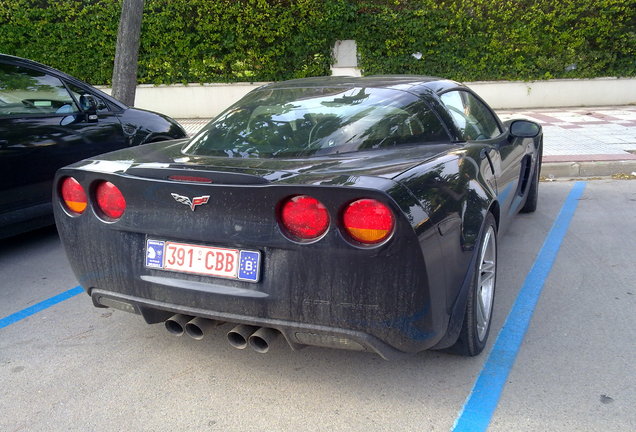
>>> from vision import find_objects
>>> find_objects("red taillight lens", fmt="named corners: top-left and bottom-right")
top-left (60, 177), bottom-right (87, 214)
top-left (95, 181), bottom-right (126, 219)
top-left (279, 195), bottom-right (329, 240)
top-left (342, 199), bottom-right (394, 244)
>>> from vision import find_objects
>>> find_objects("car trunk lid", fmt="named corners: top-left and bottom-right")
top-left (81, 139), bottom-right (459, 186)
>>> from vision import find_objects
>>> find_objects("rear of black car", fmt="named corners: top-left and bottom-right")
top-left (52, 78), bottom-right (474, 358)
top-left (53, 161), bottom-right (452, 359)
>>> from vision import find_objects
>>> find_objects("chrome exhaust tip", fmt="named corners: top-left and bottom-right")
top-left (185, 317), bottom-right (222, 340)
top-left (227, 324), bottom-right (258, 349)
top-left (164, 314), bottom-right (194, 336)
top-left (248, 327), bottom-right (279, 354)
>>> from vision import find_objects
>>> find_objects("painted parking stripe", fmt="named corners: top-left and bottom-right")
top-left (452, 181), bottom-right (587, 432)
top-left (0, 286), bottom-right (84, 330)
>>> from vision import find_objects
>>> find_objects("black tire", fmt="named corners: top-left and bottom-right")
top-left (520, 144), bottom-right (542, 213)
top-left (449, 212), bottom-right (498, 356)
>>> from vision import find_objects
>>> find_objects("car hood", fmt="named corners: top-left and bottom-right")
top-left (71, 139), bottom-right (459, 186)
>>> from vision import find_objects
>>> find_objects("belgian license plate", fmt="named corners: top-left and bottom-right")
top-left (145, 239), bottom-right (261, 282)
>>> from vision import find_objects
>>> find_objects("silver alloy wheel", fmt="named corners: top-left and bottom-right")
top-left (476, 225), bottom-right (496, 341)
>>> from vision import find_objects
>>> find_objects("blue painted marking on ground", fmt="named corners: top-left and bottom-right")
top-left (452, 181), bottom-right (587, 432)
top-left (0, 286), bottom-right (84, 330)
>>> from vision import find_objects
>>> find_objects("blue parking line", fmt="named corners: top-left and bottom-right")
top-left (452, 181), bottom-right (587, 432)
top-left (0, 286), bottom-right (84, 330)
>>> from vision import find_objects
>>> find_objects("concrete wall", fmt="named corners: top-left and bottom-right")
top-left (100, 77), bottom-right (636, 118)
top-left (103, 82), bottom-right (268, 118)
top-left (468, 77), bottom-right (636, 110)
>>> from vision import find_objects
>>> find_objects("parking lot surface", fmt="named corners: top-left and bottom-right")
top-left (1, 180), bottom-right (634, 431)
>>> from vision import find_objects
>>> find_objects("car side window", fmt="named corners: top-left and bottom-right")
top-left (66, 82), bottom-right (111, 114)
top-left (440, 90), bottom-right (501, 141)
top-left (0, 63), bottom-right (79, 116)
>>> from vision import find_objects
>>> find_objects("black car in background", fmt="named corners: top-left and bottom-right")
top-left (0, 54), bottom-right (187, 239)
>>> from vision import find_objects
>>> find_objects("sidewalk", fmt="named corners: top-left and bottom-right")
top-left (497, 106), bottom-right (636, 178)
top-left (178, 106), bottom-right (636, 178)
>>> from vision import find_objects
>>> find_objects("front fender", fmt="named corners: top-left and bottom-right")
top-left (119, 108), bottom-right (187, 146)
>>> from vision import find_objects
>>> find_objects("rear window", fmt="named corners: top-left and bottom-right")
top-left (183, 87), bottom-right (450, 158)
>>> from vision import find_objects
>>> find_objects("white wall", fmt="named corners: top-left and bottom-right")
top-left (467, 77), bottom-right (636, 110)
top-left (99, 77), bottom-right (636, 118)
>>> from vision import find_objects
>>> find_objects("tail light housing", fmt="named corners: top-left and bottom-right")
top-left (95, 181), bottom-right (126, 220)
top-left (279, 195), bottom-right (329, 241)
top-left (342, 199), bottom-right (394, 245)
top-left (60, 177), bottom-right (87, 215)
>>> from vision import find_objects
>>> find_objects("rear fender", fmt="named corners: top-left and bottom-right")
top-left (395, 149), bottom-right (497, 316)
top-left (429, 236), bottom-right (479, 350)
top-left (430, 200), bottom-right (496, 350)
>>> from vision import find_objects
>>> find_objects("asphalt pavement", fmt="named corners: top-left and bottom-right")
top-left (178, 105), bottom-right (636, 179)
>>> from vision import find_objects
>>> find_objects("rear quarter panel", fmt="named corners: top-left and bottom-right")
top-left (395, 147), bottom-right (497, 313)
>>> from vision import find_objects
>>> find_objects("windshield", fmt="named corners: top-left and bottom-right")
top-left (183, 86), bottom-right (450, 158)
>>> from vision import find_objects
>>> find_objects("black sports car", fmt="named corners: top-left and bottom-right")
top-left (0, 54), bottom-right (187, 239)
top-left (53, 76), bottom-right (542, 359)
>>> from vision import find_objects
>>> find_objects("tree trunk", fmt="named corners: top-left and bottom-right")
top-left (111, 0), bottom-right (145, 106)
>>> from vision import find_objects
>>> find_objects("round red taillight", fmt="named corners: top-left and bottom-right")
top-left (342, 199), bottom-right (394, 244)
top-left (279, 195), bottom-right (329, 240)
top-left (95, 181), bottom-right (126, 220)
top-left (60, 177), bottom-right (87, 214)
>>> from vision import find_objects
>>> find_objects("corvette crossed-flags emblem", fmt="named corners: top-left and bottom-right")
top-left (171, 193), bottom-right (210, 211)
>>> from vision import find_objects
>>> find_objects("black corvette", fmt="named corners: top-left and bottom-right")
top-left (53, 76), bottom-right (542, 359)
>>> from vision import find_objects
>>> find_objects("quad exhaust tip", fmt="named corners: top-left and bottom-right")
top-left (165, 316), bottom-right (279, 353)
top-left (227, 324), bottom-right (258, 349)
top-left (185, 317), bottom-right (222, 340)
top-left (248, 327), bottom-right (279, 353)
top-left (164, 314), bottom-right (194, 336)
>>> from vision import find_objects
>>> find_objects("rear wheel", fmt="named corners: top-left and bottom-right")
top-left (450, 213), bottom-right (497, 356)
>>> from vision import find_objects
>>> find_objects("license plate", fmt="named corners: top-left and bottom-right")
top-left (145, 239), bottom-right (261, 282)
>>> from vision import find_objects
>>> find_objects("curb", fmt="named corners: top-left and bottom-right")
top-left (542, 160), bottom-right (636, 178)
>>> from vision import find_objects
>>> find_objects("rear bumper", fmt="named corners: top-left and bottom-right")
top-left (59, 225), bottom-right (455, 356)
top-left (91, 288), bottom-right (413, 360)
top-left (62, 225), bottom-right (456, 356)
top-left (79, 238), bottom-right (448, 354)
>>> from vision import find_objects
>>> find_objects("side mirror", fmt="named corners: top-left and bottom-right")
top-left (79, 94), bottom-right (98, 122)
top-left (510, 120), bottom-right (541, 138)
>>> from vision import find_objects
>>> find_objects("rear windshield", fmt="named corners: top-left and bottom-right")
top-left (183, 86), bottom-right (450, 158)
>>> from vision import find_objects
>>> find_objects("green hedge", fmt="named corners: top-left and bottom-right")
top-left (354, 0), bottom-right (636, 81)
top-left (0, 0), bottom-right (634, 85)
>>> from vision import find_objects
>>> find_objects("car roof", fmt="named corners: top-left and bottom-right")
top-left (257, 75), bottom-right (463, 98)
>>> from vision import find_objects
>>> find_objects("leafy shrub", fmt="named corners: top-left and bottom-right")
top-left (0, 0), bottom-right (633, 85)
